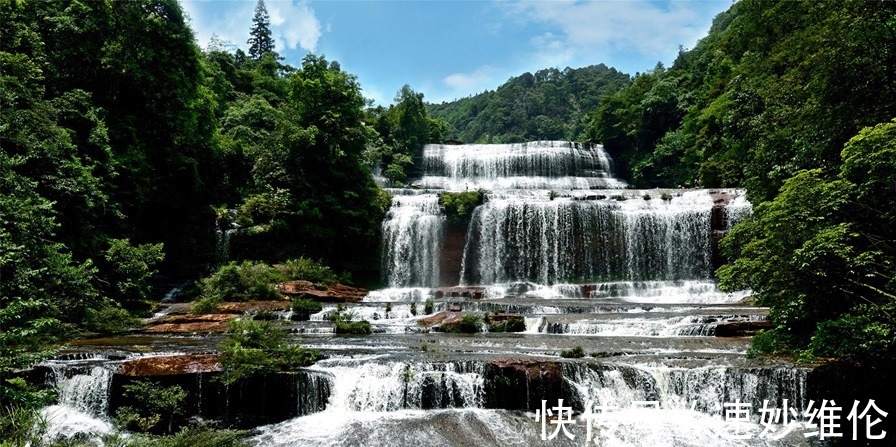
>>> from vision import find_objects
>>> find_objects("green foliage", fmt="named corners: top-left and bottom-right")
top-left (452, 314), bottom-right (482, 333)
top-left (439, 190), bottom-right (486, 224)
top-left (116, 381), bottom-right (186, 435)
top-left (102, 239), bottom-right (165, 311)
top-left (290, 298), bottom-right (322, 320)
top-left (560, 346), bottom-right (586, 358)
top-left (334, 320), bottom-right (372, 335)
top-left (365, 85), bottom-right (446, 185)
top-left (584, 1), bottom-right (896, 193)
top-left (424, 299), bottom-right (434, 315)
top-left (488, 316), bottom-right (526, 333)
top-left (429, 65), bottom-right (631, 143)
top-left (720, 120), bottom-right (896, 362)
top-left (247, 0), bottom-right (275, 59)
top-left (128, 427), bottom-right (250, 447)
top-left (410, 302), bottom-right (418, 316)
top-left (193, 261), bottom-right (283, 312)
top-left (276, 257), bottom-right (341, 284)
top-left (219, 319), bottom-right (320, 385)
top-left (83, 302), bottom-right (141, 335)
top-left (239, 189), bottom-right (291, 227)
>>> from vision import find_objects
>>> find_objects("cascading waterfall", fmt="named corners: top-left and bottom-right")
top-left (561, 362), bottom-right (808, 417)
top-left (461, 191), bottom-right (715, 285)
top-left (381, 193), bottom-right (445, 287)
top-left (416, 141), bottom-right (626, 190)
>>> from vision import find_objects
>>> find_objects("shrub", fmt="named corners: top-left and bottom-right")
top-left (192, 261), bottom-right (283, 313)
top-left (276, 257), bottom-right (341, 285)
top-left (611, 195), bottom-right (627, 201)
top-left (84, 302), bottom-right (141, 335)
top-left (334, 320), bottom-right (372, 335)
top-left (661, 193), bottom-right (673, 201)
top-left (129, 427), bottom-right (250, 447)
top-left (560, 346), bottom-right (585, 358)
top-left (488, 316), bottom-right (526, 333)
top-left (219, 319), bottom-right (320, 384)
top-left (453, 314), bottom-right (482, 333)
top-left (116, 381), bottom-right (186, 434)
top-left (439, 190), bottom-right (485, 224)
top-left (410, 302), bottom-right (418, 316)
top-left (424, 299), bottom-right (434, 315)
top-left (642, 194), bottom-right (652, 200)
top-left (291, 298), bottom-right (323, 321)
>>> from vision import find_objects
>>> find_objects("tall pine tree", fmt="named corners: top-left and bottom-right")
top-left (247, 0), bottom-right (275, 59)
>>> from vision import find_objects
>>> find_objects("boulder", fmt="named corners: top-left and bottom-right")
top-left (118, 354), bottom-right (221, 376)
top-left (714, 320), bottom-right (773, 337)
top-left (278, 281), bottom-right (367, 302)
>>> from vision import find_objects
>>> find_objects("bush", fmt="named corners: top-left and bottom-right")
top-left (453, 314), bottom-right (482, 333)
top-left (334, 320), bottom-right (372, 335)
top-left (410, 302), bottom-right (418, 316)
top-left (424, 299), bottom-right (434, 315)
top-left (84, 302), bottom-right (141, 335)
top-left (276, 257), bottom-right (341, 285)
top-left (488, 316), bottom-right (526, 333)
top-left (807, 315), bottom-right (893, 361)
top-left (560, 346), bottom-right (585, 358)
top-left (219, 319), bottom-right (320, 384)
top-left (291, 298), bottom-right (323, 321)
top-left (116, 381), bottom-right (186, 434)
top-left (439, 190), bottom-right (485, 224)
top-left (128, 427), bottom-right (250, 447)
top-left (660, 193), bottom-right (673, 201)
top-left (642, 194), bottom-right (652, 200)
top-left (192, 261), bottom-right (283, 313)
top-left (239, 189), bottom-right (291, 226)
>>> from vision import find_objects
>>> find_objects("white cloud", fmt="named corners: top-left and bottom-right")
top-left (267, 0), bottom-right (322, 51)
top-left (443, 65), bottom-right (501, 92)
top-left (502, 0), bottom-right (718, 66)
top-left (181, 0), bottom-right (322, 52)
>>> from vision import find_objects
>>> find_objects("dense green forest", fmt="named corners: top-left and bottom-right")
top-left (0, 0), bottom-right (443, 427)
top-left (580, 0), bottom-right (896, 364)
top-left (427, 64), bottom-right (631, 144)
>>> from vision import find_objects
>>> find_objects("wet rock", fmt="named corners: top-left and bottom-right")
top-left (278, 281), bottom-right (367, 302)
top-left (432, 286), bottom-right (486, 299)
top-left (143, 314), bottom-right (235, 333)
top-left (714, 320), bottom-right (772, 337)
top-left (118, 354), bottom-right (221, 376)
top-left (485, 358), bottom-right (564, 411)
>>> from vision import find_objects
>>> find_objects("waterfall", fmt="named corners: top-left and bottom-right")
top-left (562, 362), bottom-right (808, 417)
top-left (461, 191), bottom-right (714, 285)
top-left (381, 193), bottom-right (445, 287)
top-left (312, 359), bottom-right (485, 412)
top-left (416, 141), bottom-right (626, 190)
top-left (52, 365), bottom-right (114, 416)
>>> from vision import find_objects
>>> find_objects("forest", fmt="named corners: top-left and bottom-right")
top-left (2, 0), bottom-right (895, 445)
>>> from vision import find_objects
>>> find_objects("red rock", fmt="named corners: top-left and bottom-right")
top-left (278, 281), bottom-right (367, 302)
top-left (144, 314), bottom-right (236, 333)
top-left (118, 354), bottom-right (221, 376)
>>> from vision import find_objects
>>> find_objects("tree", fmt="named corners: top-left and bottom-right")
top-left (247, 0), bottom-right (275, 59)
top-left (718, 120), bottom-right (896, 362)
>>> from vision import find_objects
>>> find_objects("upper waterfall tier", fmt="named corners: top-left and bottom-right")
top-left (414, 141), bottom-right (626, 190)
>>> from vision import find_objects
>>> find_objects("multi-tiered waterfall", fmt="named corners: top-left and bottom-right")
top-left (40, 142), bottom-right (819, 447)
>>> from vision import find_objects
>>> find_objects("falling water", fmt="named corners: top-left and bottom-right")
top-left (415, 141), bottom-right (626, 190)
top-left (381, 193), bottom-right (445, 287)
top-left (461, 191), bottom-right (714, 285)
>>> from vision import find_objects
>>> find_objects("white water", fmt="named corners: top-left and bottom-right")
top-left (416, 141), bottom-right (626, 190)
top-left (381, 194), bottom-right (445, 287)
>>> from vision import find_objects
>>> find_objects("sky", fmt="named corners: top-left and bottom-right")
top-left (181, 0), bottom-right (733, 105)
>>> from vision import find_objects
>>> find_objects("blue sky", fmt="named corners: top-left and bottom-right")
top-left (181, 0), bottom-right (733, 105)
